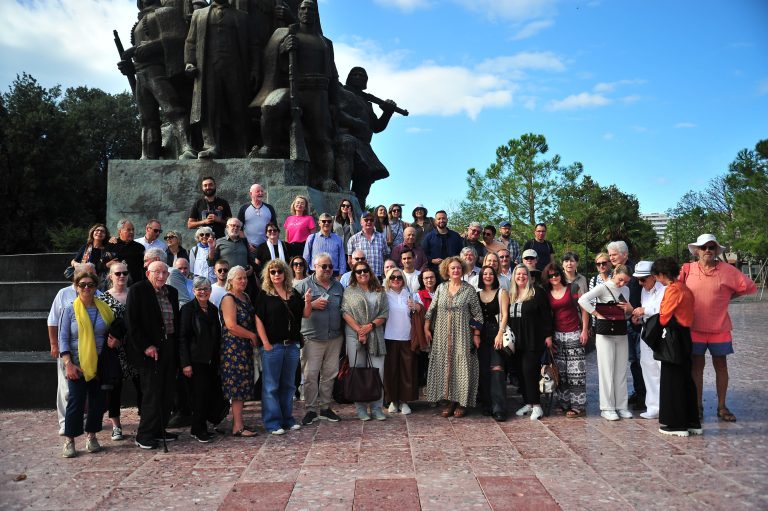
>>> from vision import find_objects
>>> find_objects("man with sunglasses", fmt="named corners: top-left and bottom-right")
top-left (294, 253), bottom-right (345, 425)
top-left (187, 176), bottom-right (232, 239)
top-left (209, 259), bottom-right (230, 308)
top-left (340, 250), bottom-right (366, 288)
top-left (482, 225), bottom-right (507, 254)
top-left (497, 248), bottom-right (514, 282)
top-left (347, 212), bottom-right (389, 279)
top-left (136, 219), bottom-right (167, 251)
top-left (304, 213), bottom-right (346, 277)
top-left (521, 249), bottom-right (542, 283)
top-left (462, 221), bottom-right (486, 260)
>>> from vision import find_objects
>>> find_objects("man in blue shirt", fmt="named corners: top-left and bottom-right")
top-left (304, 213), bottom-right (346, 276)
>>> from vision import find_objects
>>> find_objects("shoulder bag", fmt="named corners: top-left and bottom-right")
top-left (594, 285), bottom-right (628, 336)
top-left (342, 344), bottom-right (383, 403)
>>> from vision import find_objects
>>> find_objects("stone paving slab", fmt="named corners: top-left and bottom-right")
top-left (1, 302), bottom-right (767, 510)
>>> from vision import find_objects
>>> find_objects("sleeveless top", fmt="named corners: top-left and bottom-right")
top-left (478, 290), bottom-right (500, 324)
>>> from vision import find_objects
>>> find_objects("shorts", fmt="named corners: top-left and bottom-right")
top-left (691, 341), bottom-right (734, 357)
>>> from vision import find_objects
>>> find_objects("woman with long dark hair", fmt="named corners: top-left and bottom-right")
top-left (476, 266), bottom-right (510, 421)
top-left (333, 199), bottom-right (360, 256)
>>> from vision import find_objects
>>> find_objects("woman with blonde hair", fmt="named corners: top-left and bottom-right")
top-left (424, 256), bottom-right (483, 418)
top-left (283, 195), bottom-right (316, 258)
top-left (219, 266), bottom-right (258, 437)
top-left (255, 259), bottom-right (312, 434)
top-left (509, 265), bottom-right (553, 421)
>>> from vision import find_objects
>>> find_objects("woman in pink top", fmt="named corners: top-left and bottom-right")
top-left (283, 195), bottom-right (316, 258)
top-left (681, 234), bottom-right (756, 422)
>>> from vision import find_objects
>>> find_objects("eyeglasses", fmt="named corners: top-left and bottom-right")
top-left (149, 270), bottom-right (168, 275)
top-left (341, 204), bottom-right (351, 209)
top-left (77, 282), bottom-right (96, 289)
top-left (596, 261), bottom-right (610, 266)
top-left (498, 255), bottom-right (510, 259)
top-left (320, 220), bottom-right (332, 224)
top-left (389, 275), bottom-right (403, 281)
top-left (354, 269), bottom-right (370, 275)
top-left (113, 271), bottom-right (129, 277)
top-left (164, 235), bottom-right (176, 240)
top-left (292, 261), bottom-right (306, 267)
top-left (199, 233), bottom-right (212, 238)
top-left (390, 208), bottom-right (401, 213)
top-left (700, 244), bottom-right (718, 251)
top-left (151, 228), bottom-right (162, 234)
top-left (523, 257), bottom-right (536, 261)
top-left (318, 264), bottom-right (333, 270)
top-left (547, 274), bottom-right (559, 279)
top-left (195, 287), bottom-right (211, 293)
top-left (266, 229), bottom-right (279, 233)
top-left (269, 269), bottom-right (284, 276)
top-left (216, 268), bottom-right (230, 274)
top-left (362, 218), bottom-right (374, 223)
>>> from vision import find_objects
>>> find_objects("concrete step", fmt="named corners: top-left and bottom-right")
top-left (0, 282), bottom-right (65, 312)
top-left (0, 312), bottom-right (49, 351)
top-left (0, 253), bottom-right (72, 282)
top-left (0, 352), bottom-right (138, 410)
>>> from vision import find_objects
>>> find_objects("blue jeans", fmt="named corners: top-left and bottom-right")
top-left (261, 343), bottom-right (300, 432)
top-left (64, 377), bottom-right (104, 438)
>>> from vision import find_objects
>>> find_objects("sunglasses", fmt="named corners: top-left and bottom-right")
top-left (113, 271), bottom-right (129, 277)
top-left (523, 257), bottom-right (536, 261)
top-left (266, 229), bottom-right (279, 233)
top-left (700, 244), bottom-right (718, 251)
top-left (292, 261), bottom-right (306, 267)
top-left (199, 233), bottom-right (212, 238)
top-left (216, 268), bottom-right (230, 273)
top-left (390, 209), bottom-right (401, 213)
top-left (151, 228), bottom-right (162, 234)
top-left (362, 218), bottom-right (374, 223)
top-left (77, 282), bottom-right (96, 289)
top-left (483, 232), bottom-right (493, 237)
top-left (318, 263), bottom-right (333, 270)
top-left (596, 261), bottom-right (610, 266)
top-left (498, 255), bottom-right (510, 259)
top-left (548, 274), bottom-right (559, 279)
top-left (320, 220), bottom-right (332, 224)
top-left (269, 269), bottom-right (284, 276)
top-left (354, 268), bottom-right (370, 275)
top-left (164, 235), bottom-right (176, 240)
top-left (341, 204), bottom-right (351, 209)
top-left (389, 275), bottom-right (403, 281)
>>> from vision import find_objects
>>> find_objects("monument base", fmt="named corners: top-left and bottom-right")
top-left (107, 159), bottom-right (364, 241)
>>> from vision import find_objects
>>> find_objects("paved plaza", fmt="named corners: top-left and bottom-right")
top-left (1, 301), bottom-right (766, 510)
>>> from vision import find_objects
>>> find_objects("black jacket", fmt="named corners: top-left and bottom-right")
top-left (178, 299), bottom-right (221, 367)
top-left (125, 280), bottom-right (180, 368)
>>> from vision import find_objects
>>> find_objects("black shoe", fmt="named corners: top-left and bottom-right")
top-left (492, 412), bottom-right (507, 422)
top-left (319, 408), bottom-right (341, 422)
top-left (135, 439), bottom-right (158, 450)
top-left (192, 432), bottom-right (214, 443)
top-left (155, 431), bottom-right (179, 442)
top-left (302, 411), bottom-right (318, 426)
top-left (167, 414), bottom-right (192, 429)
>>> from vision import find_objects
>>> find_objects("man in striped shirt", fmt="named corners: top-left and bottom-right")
top-left (304, 213), bottom-right (346, 277)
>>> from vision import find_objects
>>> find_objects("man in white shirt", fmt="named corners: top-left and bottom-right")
top-left (135, 219), bottom-right (168, 250)
top-left (460, 246), bottom-right (481, 290)
top-left (631, 261), bottom-right (666, 419)
top-left (400, 249), bottom-right (421, 292)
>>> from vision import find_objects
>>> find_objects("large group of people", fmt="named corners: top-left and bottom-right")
top-left (51, 178), bottom-right (757, 456)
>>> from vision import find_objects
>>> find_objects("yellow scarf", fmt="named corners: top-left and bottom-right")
top-left (73, 297), bottom-right (114, 382)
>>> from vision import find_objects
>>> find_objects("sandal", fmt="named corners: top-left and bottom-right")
top-left (453, 406), bottom-right (467, 418)
top-left (441, 402), bottom-right (457, 418)
top-left (566, 409), bottom-right (585, 418)
top-left (717, 407), bottom-right (737, 422)
top-left (232, 428), bottom-right (258, 437)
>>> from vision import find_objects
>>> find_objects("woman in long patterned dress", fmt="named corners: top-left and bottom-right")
top-left (424, 256), bottom-right (483, 418)
top-left (219, 265), bottom-right (258, 437)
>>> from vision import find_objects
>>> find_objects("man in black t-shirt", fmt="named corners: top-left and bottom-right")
top-left (522, 223), bottom-right (554, 271)
top-left (106, 219), bottom-right (145, 283)
top-left (187, 176), bottom-right (232, 239)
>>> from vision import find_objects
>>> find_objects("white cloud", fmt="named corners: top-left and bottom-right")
top-left (477, 51), bottom-right (566, 76)
top-left (675, 122), bottom-right (697, 129)
top-left (546, 92), bottom-right (611, 111)
top-left (512, 19), bottom-right (555, 40)
top-left (593, 79), bottom-right (646, 93)
top-left (405, 127), bottom-right (431, 134)
top-left (454, 0), bottom-right (558, 21)
top-left (373, 0), bottom-right (432, 12)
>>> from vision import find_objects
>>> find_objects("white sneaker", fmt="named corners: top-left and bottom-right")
top-left (111, 426), bottom-right (125, 441)
top-left (688, 427), bottom-right (703, 436)
top-left (659, 426), bottom-right (689, 437)
top-left (400, 403), bottom-right (412, 415)
top-left (388, 402), bottom-right (399, 413)
top-left (270, 428), bottom-right (286, 435)
top-left (530, 406), bottom-right (544, 421)
top-left (601, 411), bottom-right (620, 421)
top-left (58, 427), bottom-right (65, 436)
top-left (289, 424), bottom-right (301, 431)
top-left (640, 411), bottom-right (659, 419)
top-left (515, 404), bottom-right (532, 416)
top-left (617, 409), bottom-right (633, 419)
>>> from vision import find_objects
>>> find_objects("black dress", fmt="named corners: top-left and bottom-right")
top-left (509, 288), bottom-right (553, 405)
top-left (477, 290), bottom-right (507, 416)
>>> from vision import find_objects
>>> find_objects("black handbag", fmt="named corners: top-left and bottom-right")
top-left (643, 314), bottom-right (688, 365)
top-left (342, 345), bottom-right (382, 403)
top-left (593, 285), bottom-right (628, 335)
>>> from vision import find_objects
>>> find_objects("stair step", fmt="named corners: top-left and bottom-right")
top-left (0, 352), bottom-right (57, 409)
top-left (0, 253), bottom-right (72, 282)
top-left (0, 312), bottom-right (50, 351)
top-left (0, 282), bottom-right (66, 312)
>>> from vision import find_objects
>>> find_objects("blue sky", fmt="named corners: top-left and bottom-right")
top-left (2, 0), bottom-right (766, 222)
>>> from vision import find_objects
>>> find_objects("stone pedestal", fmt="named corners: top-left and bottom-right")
top-left (107, 159), bottom-right (363, 244)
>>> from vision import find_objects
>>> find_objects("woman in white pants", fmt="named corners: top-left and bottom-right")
top-left (630, 261), bottom-right (665, 419)
top-left (578, 265), bottom-right (634, 421)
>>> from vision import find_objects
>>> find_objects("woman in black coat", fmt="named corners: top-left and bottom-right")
top-left (179, 276), bottom-right (227, 443)
top-left (508, 265), bottom-right (554, 421)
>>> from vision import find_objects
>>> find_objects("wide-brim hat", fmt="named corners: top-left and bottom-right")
top-left (412, 204), bottom-right (427, 216)
top-left (633, 260), bottom-right (653, 278)
top-left (687, 234), bottom-right (725, 256)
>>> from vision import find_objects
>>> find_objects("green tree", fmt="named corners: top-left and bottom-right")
top-left (450, 133), bottom-right (581, 238)
top-left (726, 140), bottom-right (768, 257)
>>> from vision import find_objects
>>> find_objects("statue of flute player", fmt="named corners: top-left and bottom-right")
top-left (117, 0), bottom-right (196, 160)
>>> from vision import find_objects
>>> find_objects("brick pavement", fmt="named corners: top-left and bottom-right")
top-left (1, 302), bottom-right (766, 510)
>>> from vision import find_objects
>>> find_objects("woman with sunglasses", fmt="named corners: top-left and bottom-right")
top-left (189, 227), bottom-right (216, 283)
top-left (383, 267), bottom-right (420, 415)
top-left (388, 204), bottom-right (407, 247)
top-left (424, 256), bottom-right (483, 418)
top-left (219, 266), bottom-right (258, 437)
top-left (543, 262), bottom-right (589, 418)
top-left (99, 262), bottom-right (139, 442)
top-left (333, 199), bottom-right (360, 256)
top-left (341, 261), bottom-right (389, 421)
top-left (179, 277), bottom-right (226, 443)
top-left (255, 260), bottom-right (312, 434)
top-left (58, 271), bottom-right (115, 458)
top-left (164, 230), bottom-right (189, 266)
top-left (284, 195), bottom-right (316, 258)
top-left (288, 256), bottom-right (309, 281)
top-left (476, 265), bottom-right (510, 421)
top-left (578, 265), bottom-right (635, 421)
top-left (255, 222), bottom-right (288, 274)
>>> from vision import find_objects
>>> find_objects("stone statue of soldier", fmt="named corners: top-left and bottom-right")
top-left (336, 67), bottom-right (397, 206)
top-left (185, 0), bottom-right (259, 159)
top-left (250, 0), bottom-right (338, 191)
top-left (118, 0), bottom-right (196, 160)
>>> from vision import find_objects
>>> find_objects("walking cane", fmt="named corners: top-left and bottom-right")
top-left (155, 358), bottom-right (169, 453)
